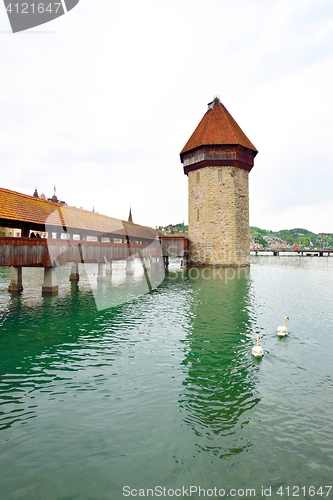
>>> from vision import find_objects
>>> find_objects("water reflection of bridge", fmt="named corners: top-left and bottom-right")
top-left (178, 268), bottom-right (260, 461)
top-left (0, 187), bottom-right (187, 294)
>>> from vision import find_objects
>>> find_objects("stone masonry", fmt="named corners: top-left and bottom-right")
top-left (188, 165), bottom-right (250, 266)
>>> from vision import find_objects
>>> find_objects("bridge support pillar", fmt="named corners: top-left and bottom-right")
top-left (144, 257), bottom-right (151, 270)
top-left (151, 257), bottom-right (158, 268)
top-left (97, 263), bottom-right (106, 282)
top-left (42, 267), bottom-right (58, 295)
top-left (126, 258), bottom-right (135, 275)
top-left (69, 262), bottom-right (80, 281)
top-left (8, 266), bottom-right (23, 293)
top-left (105, 261), bottom-right (112, 276)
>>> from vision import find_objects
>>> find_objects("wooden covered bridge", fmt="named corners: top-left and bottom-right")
top-left (0, 187), bottom-right (188, 294)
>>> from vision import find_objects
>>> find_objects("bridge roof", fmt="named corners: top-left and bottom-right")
top-left (180, 97), bottom-right (257, 156)
top-left (0, 187), bottom-right (157, 240)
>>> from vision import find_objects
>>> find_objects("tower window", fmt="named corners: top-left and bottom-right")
top-left (197, 208), bottom-right (200, 221)
top-left (196, 171), bottom-right (200, 183)
top-left (218, 169), bottom-right (223, 181)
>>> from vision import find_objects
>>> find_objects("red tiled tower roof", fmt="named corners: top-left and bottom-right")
top-left (180, 97), bottom-right (258, 155)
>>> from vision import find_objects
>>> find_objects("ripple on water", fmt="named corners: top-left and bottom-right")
top-left (0, 261), bottom-right (333, 497)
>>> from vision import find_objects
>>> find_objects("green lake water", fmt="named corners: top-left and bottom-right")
top-left (0, 257), bottom-right (333, 499)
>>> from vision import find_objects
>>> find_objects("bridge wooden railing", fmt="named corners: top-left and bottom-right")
top-left (0, 237), bottom-right (162, 268)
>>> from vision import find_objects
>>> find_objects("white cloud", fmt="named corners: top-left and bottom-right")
top-left (1, 0), bottom-right (333, 231)
top-left (250, 200), bottom-right (333, 234)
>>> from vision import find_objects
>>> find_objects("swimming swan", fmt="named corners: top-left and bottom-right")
top-left (252, 334), bottom-right (264, 357)
top-left (277, 316), bottom-right (290, 336)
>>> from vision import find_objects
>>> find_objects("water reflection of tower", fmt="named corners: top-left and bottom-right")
top-left (179, 268), bottom-right (260, 459)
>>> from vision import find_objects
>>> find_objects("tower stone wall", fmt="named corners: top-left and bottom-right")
top-left (188, 166), bottom-right (250, 266)
top-left (180, 98), bottom-right (257, 267)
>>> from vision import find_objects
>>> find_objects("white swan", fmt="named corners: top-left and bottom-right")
top-left (252, 334), bottom-right (264, 357)
top-left (277, 316), bottom-right (290, 336)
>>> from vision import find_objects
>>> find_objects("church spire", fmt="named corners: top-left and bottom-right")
top-left (128, 207), bottom-right (133, 223)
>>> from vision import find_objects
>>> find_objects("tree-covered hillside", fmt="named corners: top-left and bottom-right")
top-left (157, 223), bottom-right (188, 234)
top-left (157, 223), bottom-right (333, 247)
top-left (250, 227), bottom-right (333, 248)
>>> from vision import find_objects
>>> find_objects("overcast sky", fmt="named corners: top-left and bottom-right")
top-left (1, 0), bottom-right (333, 233)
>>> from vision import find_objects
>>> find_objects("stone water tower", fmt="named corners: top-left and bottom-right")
top-left (180, 97), bottom-right (258, 267)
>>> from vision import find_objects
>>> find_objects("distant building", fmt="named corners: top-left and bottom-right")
top-left (269, 239), bottom-right (287, 250)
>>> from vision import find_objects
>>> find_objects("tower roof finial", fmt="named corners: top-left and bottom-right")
top-left (207, 96), bottom-right (220, 110)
